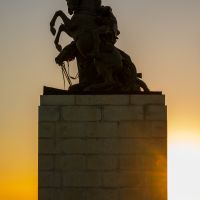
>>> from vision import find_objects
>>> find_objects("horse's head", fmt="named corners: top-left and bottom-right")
top-left (66, 0), bottom-right (102, 14)
top-left (66, 0), bottom-right (80, 15)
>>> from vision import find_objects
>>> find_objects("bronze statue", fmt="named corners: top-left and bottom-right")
top-left (49, 0), bottom-right (150, 93)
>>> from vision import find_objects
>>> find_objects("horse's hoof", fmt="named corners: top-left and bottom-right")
top-left (50, 27), bottom-right (56, 35)
top-left (55, 57), bottom-right (63, 66)
top-left (56, 44), bottom-right (62, 52)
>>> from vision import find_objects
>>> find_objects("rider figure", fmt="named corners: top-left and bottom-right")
top-left (90, 4), bottom-right (120, 59)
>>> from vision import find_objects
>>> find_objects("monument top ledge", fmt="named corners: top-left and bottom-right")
top-left (43, 86), bottom-right (162, 96)
top-left (41, 88), bottom-right (165, 106)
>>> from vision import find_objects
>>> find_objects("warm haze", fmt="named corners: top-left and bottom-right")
top-left (0, 0), bottom-right (200, 200)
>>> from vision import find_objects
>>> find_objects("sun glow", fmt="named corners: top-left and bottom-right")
top-left (168, 130), bottom-right (200, 200)
top-left (0, 172), bottom-right (37, 200)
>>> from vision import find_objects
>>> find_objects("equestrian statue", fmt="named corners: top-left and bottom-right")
top-left (49, 0), bottom-right (150, 93)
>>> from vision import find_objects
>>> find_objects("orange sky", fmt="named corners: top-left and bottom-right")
top-left (0, 0), bottom-right (200, 199)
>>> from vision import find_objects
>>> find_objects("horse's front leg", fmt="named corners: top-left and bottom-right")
top-left (50, 10), bottom-right (71, 35)
top-left (54, 24), bottom-right (67, 52)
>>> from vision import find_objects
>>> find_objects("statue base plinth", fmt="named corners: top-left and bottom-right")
top-left (38, 93), bottom-right (167, 200)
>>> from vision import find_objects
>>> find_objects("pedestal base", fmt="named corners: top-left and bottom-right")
top-left (38, 94), bottom-right (167, 200)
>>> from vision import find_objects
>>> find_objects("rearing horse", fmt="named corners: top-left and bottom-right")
top-left (50, 0), bottom-right (101, 56)
top-left (50, 0), bottom-right (125, 91)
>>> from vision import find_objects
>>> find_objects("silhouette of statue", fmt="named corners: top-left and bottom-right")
top-left (49, 0), bottom-right (150, 93)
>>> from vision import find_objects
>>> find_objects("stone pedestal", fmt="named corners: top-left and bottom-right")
top-left (38, 94), bottom-right (167, 200)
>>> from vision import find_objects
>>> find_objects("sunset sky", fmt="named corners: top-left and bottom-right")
top-left (1, 0), bottom-right (200, 199)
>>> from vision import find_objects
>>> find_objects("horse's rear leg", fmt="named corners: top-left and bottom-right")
top-left (136, 78), bottom-right (150, 92)
top-left (84, 70), bottom-right (116, 91)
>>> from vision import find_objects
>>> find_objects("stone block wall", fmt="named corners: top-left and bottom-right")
top-left (39, 94), bottom-right (167, 200)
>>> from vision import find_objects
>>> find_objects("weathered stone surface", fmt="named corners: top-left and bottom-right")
top-left (85, 139), bottom-right (106, 154)
top-left (102, 139), bottom-right (120, 154)
top-left (39, 155), bottom-right (54, 170)
top-left (87, 155), bottom-right (118, 170)
top-left (119, 188), bottom-right (167, 200)
top-left (118, 121), bottom-right (167, 138)
top-left (103, 172), bottom-right (142, 187)
top-left (149, 187), bottom-right (167, 200)
top-left (76, 95), bottom-right (129, 105)
top-left (56, 122), bottom-right (86, 138)
top-left (58, 138), bottom-right (120, 155)
top-left (39, 122), bottom-right (55, 138)
top-left (86, 139), bottom-right (119, 154)
top-left (41, 95), bottom-right (75, 105)
top-left (103, 171), bottom-right (167, 187)
top-left (38, 94), bottom-right (167, 200)
top-left (119, 188), bottom-right (143, 200)
top-left (62, 106), bottom-right (101, 121)
top-left (39, 171), bottom-right (61, 187)
top-left (151, 121), bottom-right (167, 137)
top-left (103, 106), bottom-right (143, 121)
top-left (63, 172), bottom-right (102, 187)
top-left (60, 139), bottom-right (86, 154)
top-left (39, 189), bottom-right (60, 200)
top-left (86, 189), bottom-right (118, 200)
top-left (60, 189), bottom-right (86, 200)
top-left (55, 155), bottom-right (86, 170)
top-left (131, 95), bottom-right (165, 105)
top-left (119, 138), bottom-right (167, 154)
top-left (145, 105), bottom-right (167, 120)
top-left (39, 106), bottom-right (60, 122)
top-left (119, 155), bottom-right (167, 172)
top-left (56, 122), bottom-right (118, 138)
top-left (39, 139), bottom-right (56, 154)
top-left (85, 122), bottom-right (118, 138)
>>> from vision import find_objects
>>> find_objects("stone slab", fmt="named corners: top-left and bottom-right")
top-left (61, 106), bottom-right (101, 121)
top-left (145, 105), bottom-right (167, 120)
top-left (118, 121), bottom-right (167, 138)
top-left (131, 95), bottom-right (165, 105)
top-left (103, 106), bottom-right (143, 121)
top-left (39, 106), bottom-right (60, 122)
top-left (41, 95), bottom-right (75, 105)
top-left (75, 95), bottom-right (129, 105)
top-left (39, 122), bottom-right (56, 138)
top-left (56, 122), bottom-right (118, 138)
